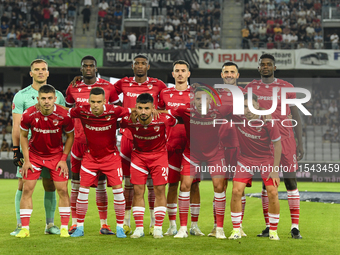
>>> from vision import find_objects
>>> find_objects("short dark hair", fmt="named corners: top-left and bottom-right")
top-left (90, 87), bottom-right (105, 97)
top-left (194, 86), bottom-right (211, 95)
top-left (244, 93), bottom-right (258, 102)
top-left (222, 62), bottom-right (239, 71)
top-left (31, 59), bottom-right (48, 69)
top-left (81, 55), bottom-right (97, 66)
top-left (39, 84), bottom-right (55, 94)
top-left (133, 54), bottom-right (149, 63)
top-left (173, 60), bottom-right (190, 70)
top-left (259, 53), bottom-right (275, 65)
top-left (136, 93), bottom-right (154, 104)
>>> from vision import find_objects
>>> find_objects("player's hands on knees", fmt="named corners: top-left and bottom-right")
top-left (13, 146), bottom-right (24, 167)
top-left (56, 161), bottom-right (69, 178)
top-left (296, 144), bottom-right (304, 161)
top-left (21, 160), bottom-right (34, 178)
top-left (267, 171), bottom-right (280, 187)
top-left (71, 76), bottom-right (83, 87)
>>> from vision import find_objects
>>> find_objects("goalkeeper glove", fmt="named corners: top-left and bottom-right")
top-left (13, 146), bottom-right (24, 167)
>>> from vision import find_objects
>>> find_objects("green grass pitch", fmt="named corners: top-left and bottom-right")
top-left (0, 180), bottom-right (339, 255)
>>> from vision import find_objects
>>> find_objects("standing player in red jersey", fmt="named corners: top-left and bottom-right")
top-left (113, 54), bottom-right (167, 235)
top-left (158, 60), bottom-right (204, 237)
top-left (16, 85), bottom-right (74, 238)
top-left (65, 56), bottom-right (120, 235)
top-left (208, 62), bottom-right (248, 237)
top-left (169, 88), bottom-right (233, 239)
top-left (120, 93), bottom-right (177, 239)
top-left (68, 87), bottom-right (131, 238)
top-left (245, 53), bottom-right (303, 239)
top-left (228, 93), bottom-right (282, 241)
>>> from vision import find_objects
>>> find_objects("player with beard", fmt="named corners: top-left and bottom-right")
top-left (65, 56), bottom-right (120, 235)
top-left (120, 93), bottom-right (177, 239)
top-left (112, 55), bottom-right (167, 235)
top-left (245, 53), bottom-right (303, 239)
top-left (158, 60), bottom-right (204, 237)
top-left (208, 62), bottom-right (248, 237)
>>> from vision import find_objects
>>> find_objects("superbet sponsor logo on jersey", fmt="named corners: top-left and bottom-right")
top-left (126, 92), bottom-right (154, 98)
top-left (85, 124), bottom-right (112, 131)
top-left (76, 98), bottom-right (89, 103)
top-left (167, 102), bottom-right (185, 107)
top-left (33, 127), bottom-right (60, 134)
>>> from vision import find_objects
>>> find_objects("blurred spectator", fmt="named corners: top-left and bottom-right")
top-left (267, 37), bottom-right (274, 49)
top-left (98, 7), bottom-right (107, 19)
top-left (323, 130), bottom-right (332, 142)
top-left (82, 5), bottom-right (91, 34)
top-left (152, 0), bottom-right (159, 16)
top-left (113, 29), bottom-right (121, 46)
top-left (241, 25), bottom-right (250, 49)
top-left (67, 0), bottom-right (77, 21)
top-left (0, 36), bottom-right (5, 47)
top-left (164, 38), bottom-right (173, 49)
top-left (104, 27), bottom-right (113, 47)
top-left (0, 138), bottom-right (10, 158)
top-left (330, 32), bottom-right (339, 49)
top-left (121, 30), bottom-right (129, 49)
top-left (154, 39), bottom-right (163, 49)
top-left (128, 32), bottom-right (136, 49)
top-left (5, 121), bottom-right (12, 134)
top-left (99, 0), bottom-right (109, 11)
top-left (314, 32), bottom-right (323, 49)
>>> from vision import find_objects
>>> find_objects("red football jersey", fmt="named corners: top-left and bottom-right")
top-left (65, 78), bottom-right (119, 144)
top-left (20, 105), bottom-right (74, 160)
top-left (69, 104), bottom-right (130, 159)
top-left (159, 86), bottom-right (191, 150)
top-left (218, 86), bottom-right (246, 148)
top-left (169, 103), bottom-right (232, 158)
top-left (120, 114), bottom-right (177, 152)
top-left (245, 78), bottom-right (296, 140)
top-left (233, 115), bottom-right (281, 160)
top-left (113, 76), bottom-right (167, 140)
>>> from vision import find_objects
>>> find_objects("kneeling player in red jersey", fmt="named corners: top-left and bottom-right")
top-left (229, 93), bottom-right (281, 241)
top-left (120, 93), bottom-right (177, 239)
top-left (17, 85), bottom-right (74, 238)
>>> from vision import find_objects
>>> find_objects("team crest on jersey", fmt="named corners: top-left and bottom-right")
top-left (136, 127), bottom-right (139, 131)
top-left (130, 83), bottom-right (133, 86)
top-left (78, 88), bottom-right (82, 92)
top-left (166, 115), bottom-right (170, 119)
top-left (154, 126), bottom-right (160, 132)
top-left (86, 115), bottom-right (89, 119)
top-left (170, 94), bottom-right (173, 98)
top-left (189, 93), bottom-right (194, 99)
top-left (53, 119), bottom-right (59, 126)
top-left (35, 118), bottom-right (39, 123)
top-left (210, 113), bottom-right (217, 119)
top-left (105, 115), bottom-right (111, 121)
top-left (256, 127), bottom-right (262, 132)
top-left (179, 92), bottom-right (183, 95)
top-left (147, 84), bottom-right (153, 89)
top-left (257, 86), bottom-right (260, 89)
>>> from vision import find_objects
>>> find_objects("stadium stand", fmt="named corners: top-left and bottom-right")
top-left (0, 0), bottom-right (80, 48)
top-left (242, 0), bottom-right (339, 50)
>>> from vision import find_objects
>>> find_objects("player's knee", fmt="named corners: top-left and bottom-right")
top-left (266, 187), bottom-right (278, 200)
top-left (180, 181), bottom-right (191, 192)
top-left (133, 185), bottom-right (145, 197)
top-left (231, 186), bottom-right (243, 198)
top-left (42, 178), bottom-right (56, 192)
